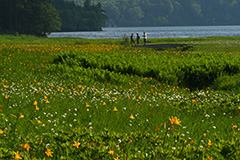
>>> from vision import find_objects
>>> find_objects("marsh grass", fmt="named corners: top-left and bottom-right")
top-left (0, 35), bottom-right (240, 159)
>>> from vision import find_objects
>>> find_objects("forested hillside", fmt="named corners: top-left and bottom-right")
top-left (0, 0), bottom-right (61, 36)
top-left (51, 0), bottom-right (107, 31)
top-left (71, 0), bottom-right (240, 27)
top-left (0, 0), bottom-right (107, 35)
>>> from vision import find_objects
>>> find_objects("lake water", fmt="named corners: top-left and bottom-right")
top-left (48, 25), bottom-right (240, 39)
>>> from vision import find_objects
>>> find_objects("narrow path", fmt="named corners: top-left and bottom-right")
top-left (133, 43), bottom-right (187, 49)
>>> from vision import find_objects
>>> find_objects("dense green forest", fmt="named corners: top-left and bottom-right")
top-left (1, 0), bottom-right (239, 35)
top-left (0, 0), bottom-right (61, 36)
top-left (0, 0), bottom-right (106, 35)
top-left (72, 0), bottom-right (240, 27)
top-left (51, 0), bottom-right (107, 31)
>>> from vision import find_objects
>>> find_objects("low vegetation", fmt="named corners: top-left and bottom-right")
top-left (0, 35), bottom-right (240, 159)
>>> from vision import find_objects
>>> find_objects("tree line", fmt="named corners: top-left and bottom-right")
top-left (51, 0), bottom-right (106, 32)
top-left (0, 0), bottom-right (106, 36)
top-left (75, 0), bottom-right (240, 27)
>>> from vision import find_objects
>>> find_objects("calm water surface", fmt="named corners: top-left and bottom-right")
top-left (48, 25), bottom-right (240, 39)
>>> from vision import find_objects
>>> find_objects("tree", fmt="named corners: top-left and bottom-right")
top-left (0, 0), bottom-right (61, 36)
top-left (51, 0), bottom-right (107, 31)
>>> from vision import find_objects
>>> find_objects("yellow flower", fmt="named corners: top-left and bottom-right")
top-left (35, 106), bottom-right (39, 110)
top-left (192, 99), bottom-right (196, 103)
top-left (14, 151), bottom-right (22, 159)
top-left (33, 101), bottom-right (37, 106)
top-left (202, 133), bottom-right (206, 137)
top-left (23, 143), bottom-right (30, 152)
top-left (44, 96), bottom-right (47, 99)
top-left (102, 102), bottom-right (106, 106)
top-left (238, 106), bottom-right (240, 110)
top-left (19, 113), bottom-right (24, 119)
top-left (130, 114), bottom-right (135, 119)
top-left (114, 157), bottom-right (120, 160)
top-left (0, 129), bottom-right (3, 134)
top-left (45, 148), bottom-right (53, 157)
top-left (37, 120), bottom-right (42, 125)
top-left (207, 140), bottom-right (214, 146)
top-left (73, 141), bottom-right (81, 148)
top-left (113, 107), bottom-right (118, 111)
top-left (3, 84), bottom-right (7, 89)
top-left (45, 99), bottom-right (50, 104)
top-left (85, 103), bottom-right (90, 107)
top-left (169, 116), bottom-right (181, 125)
top-left (108, 150), bottom-right (114, 156)
top-left (232, 125), bottom-right (237, 130)
top-left (4, 95), bottom-right (8, 99)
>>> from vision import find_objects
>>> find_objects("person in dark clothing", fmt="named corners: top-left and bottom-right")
top-left (143, 32), bottom-right (147, 45)
top-left (136, 33), bottom-right (140, 44)
top-left (130, 33), bottom-right (135, 45)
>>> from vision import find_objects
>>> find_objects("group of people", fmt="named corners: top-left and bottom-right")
top-left (130, 32), bottom-right (147, 45)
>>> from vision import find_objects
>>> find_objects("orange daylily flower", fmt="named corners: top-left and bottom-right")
top-left (23, 143), bottom-right (30, 152)
top-left (45, 99), bottom-right (50, 104)
top-left (73, 141), bottom-right (81, 148)
top-left (33, 101), bottom-right (37, 106)
top-left (19, 114), bottom-right (24, 119)
top-left (155, 125), bottom-right (162, 132)
top-left (39, 138), bottom-right (43, 146)
top-left (108, 150), bottom-right (114, 156)
top-left (45, 148), bottom-right (53, 157)
top-left (169, 116), bottom-right (181, 125)
top-left (37, 120), bottom-right (42, 125)
top-left (35, 106), bottom-right (39, 110)
top-left (14, 151), bottom-right (22, 159)
top-left (207, 140), bottom-right (214, 146)
top-left (130, 114), bottom-right (135, 119)
top-left (11, 114), bottom-right (17, 118)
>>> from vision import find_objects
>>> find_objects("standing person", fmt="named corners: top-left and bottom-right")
top-left (143, 32), bottom-right (147, 45)
top-left (130, 33), bottom-right (135, 46)
top-left (136, 33), bottom-right (140, 44)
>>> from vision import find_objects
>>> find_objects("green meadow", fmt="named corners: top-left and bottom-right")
top-left (0, 35), bottom-right (240, 159)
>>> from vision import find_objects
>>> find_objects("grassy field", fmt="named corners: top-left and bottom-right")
top-left (0, 35), bottom-right (240, 159)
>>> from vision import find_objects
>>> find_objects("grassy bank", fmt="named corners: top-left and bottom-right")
top-left (0, 35), bottom-right (240, 159)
